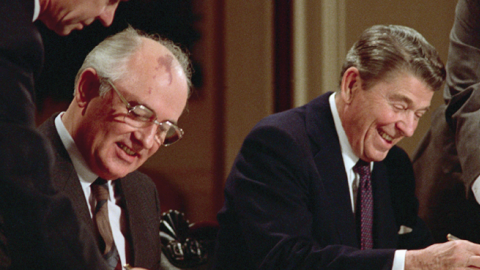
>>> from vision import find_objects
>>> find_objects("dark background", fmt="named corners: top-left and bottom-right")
top-left (34, 0), bottom-right (201, 110)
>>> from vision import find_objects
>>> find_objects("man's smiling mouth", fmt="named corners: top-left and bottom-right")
top-left (118, 143), bottom-right (137, 156)
top-left (379, 130), bottom-right (393, 143)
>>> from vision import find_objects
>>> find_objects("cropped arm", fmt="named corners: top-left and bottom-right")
top-left (444, 0), bottom-right (480, 189)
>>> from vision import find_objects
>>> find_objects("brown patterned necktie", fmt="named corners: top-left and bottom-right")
top-left (91, 178), bottom-right (121, 270)
top-left (353, 159), bottom-right (374, 250)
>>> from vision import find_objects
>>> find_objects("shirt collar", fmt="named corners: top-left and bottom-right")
top-left (33, 0), bottom-right (40, 22)
top-left (55, 113), bottom-right (99, 185)
top-left (329, 92), bottom-right (359, 172)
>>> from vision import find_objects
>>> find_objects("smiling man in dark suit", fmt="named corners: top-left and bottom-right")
top-left (213, 24), bottom-right (480, 270)
top-left (0, 0), bottom-right (131, 269)
top-left (37, 27), bottom-right (191, 270)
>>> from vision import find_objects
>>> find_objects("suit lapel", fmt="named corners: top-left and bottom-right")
top-left (306, 93), bottom-right (358, 247)
top-left (39, 115), bottom-right (95, 232)
top-left (120, 175), bottom-right (161, 269)
top-left (371, 162), bottom-right (398, 248)
top-left (120, 177), bottom-right (147, 266)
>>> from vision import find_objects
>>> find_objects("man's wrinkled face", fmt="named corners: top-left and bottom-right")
top-left (39, 0), bottom-right (127, 35)
top-left (341, 71), bottom-right (434, 162)
top-left (74, 40), bottom-right (189, 180)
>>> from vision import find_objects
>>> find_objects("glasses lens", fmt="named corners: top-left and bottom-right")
top-left (124, 105), bottom-right (156, 128)
top-left (130, 105), bottom-right (156, 122)
top-left (158, 122), bottom-right (183, 146)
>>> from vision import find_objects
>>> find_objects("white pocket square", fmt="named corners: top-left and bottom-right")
top-left (398, 225), bottom-right (413, 235)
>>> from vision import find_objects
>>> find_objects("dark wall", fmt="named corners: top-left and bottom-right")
top-left (35, 0), bottom-right (200, 110)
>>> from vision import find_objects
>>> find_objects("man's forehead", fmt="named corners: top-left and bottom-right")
top-left (128, 40), bottom-right (181, 81)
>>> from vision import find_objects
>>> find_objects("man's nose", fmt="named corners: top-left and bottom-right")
top-left (134, 124), bottom-right (158, 148)
top-left (396, 113), bottom-right (417, 137)
top-left (98, 5), bottom-right (117, 27)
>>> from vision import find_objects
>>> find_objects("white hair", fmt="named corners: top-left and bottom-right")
top-left (74, 26), bottom-right (192, 96)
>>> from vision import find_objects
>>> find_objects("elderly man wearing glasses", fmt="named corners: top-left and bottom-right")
top-left (37, 26), bottom-right (191, 270)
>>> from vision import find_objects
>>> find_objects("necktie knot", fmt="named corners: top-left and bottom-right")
top-left (353, 159), bottom-right (370, 176)
top-left (92, 178), bottom-right (109, 211)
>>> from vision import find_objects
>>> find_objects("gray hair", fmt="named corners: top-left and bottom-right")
top-left (340, 25), bottom-right (445, 91)
top-left (74, 26), bottom-right (192, 96)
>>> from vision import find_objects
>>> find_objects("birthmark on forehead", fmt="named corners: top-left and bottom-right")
top-left (155, 54), bottom-right (174, 85)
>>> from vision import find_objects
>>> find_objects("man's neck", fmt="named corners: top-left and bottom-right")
top-left (36, 0), bottom-right (50, 21)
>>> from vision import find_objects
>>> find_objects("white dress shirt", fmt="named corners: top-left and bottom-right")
top-left (55, 113), bottom-right (129, 266)
top-left (329, 93), bottom-right (406, 270)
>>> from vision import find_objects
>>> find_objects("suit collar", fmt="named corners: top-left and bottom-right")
top-left (32, 0), bottom-right (40, 21)
top-left (38, 114), bottom-right (95, 232)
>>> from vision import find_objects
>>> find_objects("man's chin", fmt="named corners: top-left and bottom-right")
top-left (52, 27), bottom-right (73, 36)
top-left (52, 24), bottom-right (82, 36)
top-left (364, 149), bottom-right (390, 162)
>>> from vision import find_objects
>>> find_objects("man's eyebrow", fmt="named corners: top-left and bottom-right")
top-left (389, 93), bottom-right (413, 105)
top-left (389, 93), bottom-right (430, 111)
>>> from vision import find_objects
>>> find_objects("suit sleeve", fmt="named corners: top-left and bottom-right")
top-left (0, 0), bottom-right (43, 127)
top-left (443, 0), bottom-right (480, 189)
top-left (216, 123), bottom-right (396, 270)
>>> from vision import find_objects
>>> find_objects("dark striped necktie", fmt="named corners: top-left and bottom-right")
top-left (91, 178), bottom-right (121, 270)
top-left (353, 159), bottom-right (374, 250)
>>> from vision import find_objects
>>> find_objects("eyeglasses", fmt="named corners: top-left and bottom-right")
top-left (105, 78), bottom-right (184, 147)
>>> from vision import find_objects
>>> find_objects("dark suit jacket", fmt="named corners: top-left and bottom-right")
top-left (412, 0), bottom-right (480, 243)
top-left (38, 114), bottom-right (163, 270)
top-left (213, 92), bottom-right (432, 270)
top-left (0, 1), bottom-right (108, 269)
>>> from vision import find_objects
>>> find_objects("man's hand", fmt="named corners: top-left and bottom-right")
top-left (123, 264), bottom-right (148, 270)
top-left (405, 240), bottom-right (480, 269)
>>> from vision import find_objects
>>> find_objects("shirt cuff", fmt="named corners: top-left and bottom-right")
top-left (471, 176), bottom-right (480, 204)
top-left (392, 249), bottom-right (406, 270)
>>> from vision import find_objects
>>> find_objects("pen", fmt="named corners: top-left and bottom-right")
top-left (447, 233), bottom-right (461, 241)
top-left (123, 264), bottom-right (133, 270)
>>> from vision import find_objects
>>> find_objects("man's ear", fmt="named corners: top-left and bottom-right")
top-left (340, 67), bottom-right (362, 104)
top-left (75, 68), bottom-right (100, 108)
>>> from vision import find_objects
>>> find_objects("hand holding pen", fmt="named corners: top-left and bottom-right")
top-left (123, 264), bottom-right (149, 270)
top-left (447, 233), bottom-right (461, 241)
top-left (404, 233), bottom-right (480, 269)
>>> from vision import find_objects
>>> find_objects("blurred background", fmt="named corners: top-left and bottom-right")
top-left (34, 0), bottom-right (457, 224)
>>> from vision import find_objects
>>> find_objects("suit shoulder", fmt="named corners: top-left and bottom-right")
top-left (124, 170), bottom-right (156, 188)
top-left (126, 170), bottom-right (153, 181)
top-left (384, 146), bottom-right (410, 164)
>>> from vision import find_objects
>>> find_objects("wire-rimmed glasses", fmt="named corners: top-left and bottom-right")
top-left (105, 78), bottom-right (184, 147)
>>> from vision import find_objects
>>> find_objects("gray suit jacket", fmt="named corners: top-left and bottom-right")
top-left (38, 114), bottom-right (162, 269)
top-left (412, 0), bottom-right (480, 243)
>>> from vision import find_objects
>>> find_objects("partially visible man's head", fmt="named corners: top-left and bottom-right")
top-left (38, 0), bottom-right (127, 35)
top-left (62, 27), bottom-right (191, 180)
top-left (336, 25), bottom-right (445, 162)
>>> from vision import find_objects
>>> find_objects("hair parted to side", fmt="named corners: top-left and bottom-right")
top-left (74, 26), bottom-right (193, 96)
top-left (339, 24), bottom-right (445, 91)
